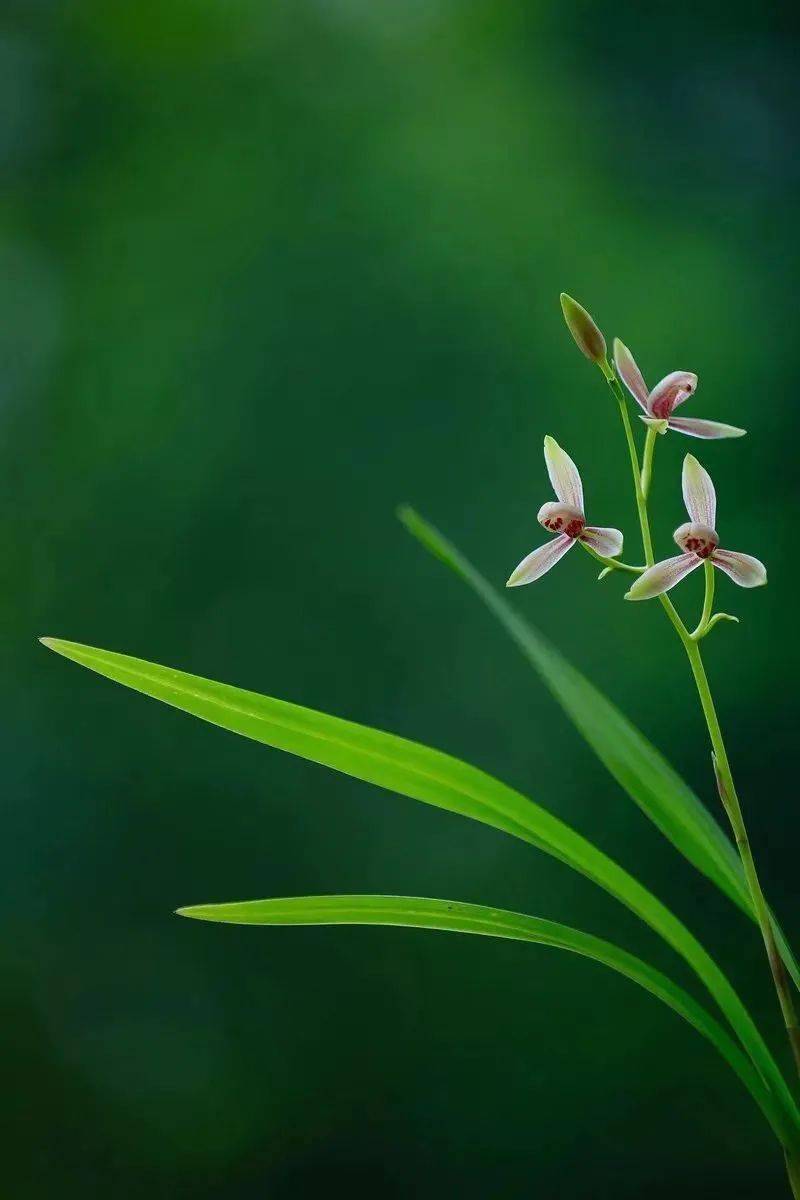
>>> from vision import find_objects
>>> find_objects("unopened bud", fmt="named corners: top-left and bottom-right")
top-left (560, 293), bottom-right (607, 364)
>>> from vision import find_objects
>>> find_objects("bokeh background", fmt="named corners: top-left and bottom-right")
top-left (4, 2), bottom-right (799, 1196)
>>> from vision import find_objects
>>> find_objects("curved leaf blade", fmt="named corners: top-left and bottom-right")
top-left (39, 637), bottom-right (800, 1144)
top-left (177, 893), bottom-right (782, 1138)
top-left (398, 506), bottom-right (800, 993)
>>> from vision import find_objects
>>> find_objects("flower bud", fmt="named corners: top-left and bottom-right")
top-left (560, 293), bottom-right (607, 364)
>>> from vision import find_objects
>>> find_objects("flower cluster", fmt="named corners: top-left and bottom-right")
top-left (508, 297), bottom-right (766, 614)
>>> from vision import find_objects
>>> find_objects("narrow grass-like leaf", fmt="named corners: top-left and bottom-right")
top-left (40, 637), bottom-right (800, 1144)
top-left (398, 506), bottom-right (800, 993)
top-left (178, 893), bottom-right (782, 1138)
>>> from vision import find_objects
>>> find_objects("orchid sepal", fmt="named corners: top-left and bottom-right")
top-left (624, 554), bottom-right (703, 601)
top-left (668, 417), bottom-right (746, 440)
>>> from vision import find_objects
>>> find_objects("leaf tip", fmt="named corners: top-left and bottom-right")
top-left (38, 636), bottom-right (88, 661)
top-left (396, 503), bottom-right (416, 528)
top-left (175, 905), bottom-right (212, 921)
top-left (39, 636), bottom-right (67, 654)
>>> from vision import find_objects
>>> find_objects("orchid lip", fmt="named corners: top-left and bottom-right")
top-left (674, 522), bottom-right (719, 559)
top-left (648, 372), bottom-right (698, 419)
top-left (537, 502), bottom-right (585, 539)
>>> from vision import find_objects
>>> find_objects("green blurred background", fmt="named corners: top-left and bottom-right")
top-left (4, 1), bottom-right (799, 1195)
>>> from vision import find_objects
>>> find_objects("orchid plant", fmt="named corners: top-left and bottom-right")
top-left (42, 295), bottom-right (800, 1194)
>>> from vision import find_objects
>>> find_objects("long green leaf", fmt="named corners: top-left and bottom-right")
top-left (40, 636), bottom-right (800, 1145)
top-left (399, 506), bottom-right (800, 993)
top-left (177, 893), bottom-right (782, 1138)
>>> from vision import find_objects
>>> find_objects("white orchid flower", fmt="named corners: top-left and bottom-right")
top-left (626, 455), bottom-right (767, 601)
top-left (507, 437), bottom-right (623, 587)
top-left (613, 339), bottom-right (745, 440)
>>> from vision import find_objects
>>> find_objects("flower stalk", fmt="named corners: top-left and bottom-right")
top-left (520, 295), bottom-right (800, 1191)
top-left (578, 540), bottom-right (643, 576)
top-left (691, 560), bottom-right (715, 640)
top-left (706, 734), bottom-right (800, 1082)
top-left (640, 424), bottom-right (658, 499)
top-left (605, 371), bottom-right (657, 566)
top-left (602, 352), bottom-right (800, 1090)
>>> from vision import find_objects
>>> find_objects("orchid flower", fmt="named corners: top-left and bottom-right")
top-left (613, 339), bottom-right (745, 440)
top-left (626, 455), bottom-right (766, 601)
top-left (506, 437), bottom-right (623, 587)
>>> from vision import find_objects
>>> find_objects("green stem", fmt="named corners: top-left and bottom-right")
top-left (691, 559), bottom-right (715, 640)
top-left (605, 372), bottom-right (690, 642)
top-left (685, 636), bottom-right (800, 1082)
top-left (604, 362), bottom-right (800, 1093)
top-left (641, 424), bottom-right (658, 499)
top-left (607, 374), bottom-right (654, 563)
top-left (578, 541), bottom-right (643, 575)
top-left (603, 362), bottom-right (800, 1191)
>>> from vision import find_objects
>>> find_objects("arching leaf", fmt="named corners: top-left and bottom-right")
top-left (177, 892), bottom-right (783, 1138)
top-left (40, 635), bottom-right (800, 1145)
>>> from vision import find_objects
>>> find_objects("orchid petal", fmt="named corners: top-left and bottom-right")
top-left (682, 454), bottom-right (716, 528)
top-left (613, 339), bottom-right (649, 410)
top-left (667, 416), bottom-right (746, 440)
top-left (647, 371), bottom-right (697, 418)
top-left (506, 534), bottom-right (574, 588)
top-left (543, 436), bottom-right (583, 512)
top-left (625, 554), bottom-right (702, 601)
top-left (639, 416), bottom-right (670, 434)
top-left (581, 526), bottom-right (623, 557)
top-left (711, 549), bottom-right (767, 589)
